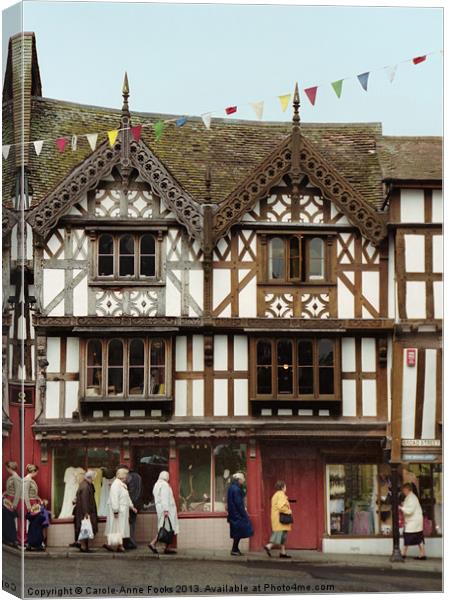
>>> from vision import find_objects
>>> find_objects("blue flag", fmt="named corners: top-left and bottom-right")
top-left (357, 72), bottom-right (370, 91)
top-left (176, 116), bottom-right (187, 127)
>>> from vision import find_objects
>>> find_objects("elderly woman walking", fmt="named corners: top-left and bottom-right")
top-left (148, 471), bottom-right (179, 555)
top-left (227, 472), bottom-right (253, 556)
top-left (73, 470), bottom-right (98, 553)
top-left (400, 482), bottom-right (426, 560)
top-left (264, 481), bottom-right (292, 559)
top-left (104, 468), bottom-right (137, 553)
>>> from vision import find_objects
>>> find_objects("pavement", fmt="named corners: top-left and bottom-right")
top-left (5, 544), bottom-right (442, 573)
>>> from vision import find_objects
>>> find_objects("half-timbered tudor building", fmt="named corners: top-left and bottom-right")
top-left (2, 33), bottom-right (442, 556)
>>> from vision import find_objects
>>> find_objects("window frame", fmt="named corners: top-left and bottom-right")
top-left (95, 232), bottom-right (159, 281)
top-left (265, 234), bottom-right (330, 284)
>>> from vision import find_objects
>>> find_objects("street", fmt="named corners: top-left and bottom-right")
top-left (2, 551), bottom-right (442, 598)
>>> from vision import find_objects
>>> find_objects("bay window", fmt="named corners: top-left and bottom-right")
top-left (267, 235), bottom-right (328, 283)
top-left (96, 233), bottom-right (157, 279)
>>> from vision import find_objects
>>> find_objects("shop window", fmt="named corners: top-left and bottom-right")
top-left (266, 235), bottom-right (328, 283)
top-left (96, 233), bottom-right (157, 280)
top-left (404, 464), bottom-right (442, 536)
top-left (133, 447), bottom-right (169, 512)
top-left (179, 443), bottom-right (247, 513)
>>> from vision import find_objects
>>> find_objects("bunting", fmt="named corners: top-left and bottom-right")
top-left (131, 125), bottom-right (142, 141)
top-left (154, 121), bottom-right (165, 141)
top-left (107, 130), bottom-right (119, 146)
top-left (56, 138), bottom-right (68, 153)
top-left (278, 94), bottom-right (291, 112)
top-left (86, 133), bottom-right (98, 151)
top-left (176, 116), bottom-right (187, 127)
top-left (357, 72), bottom-right (370, 91)
top-left (304, 86), bottom-right (318, 106)
top-left (201, 113), bottom-right (212, 130)
top-left (250, 101), bottom-right (264, 120)
top-left (331, 79), bottom-right (343, 98)
top-left (385, 65), bottom-right (398, 83)
top-left (413, 55), bottom-right (427, 65)
top-left (34, 140), bottom-right (44, 156)
top-left (71, 135), bottom-right (77, 151)
top-left (225, 106), bottom-right (237, 115)
top-left (2, 145), bottom-right (11, 160)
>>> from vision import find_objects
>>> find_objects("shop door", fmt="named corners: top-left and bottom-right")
top-left (263, 449), bottom-right (319, 549)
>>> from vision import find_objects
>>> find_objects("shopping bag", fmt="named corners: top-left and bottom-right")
top-left (157, 516), bottom-right (174, 545)
top-left (78, 516), bottom-right (94, 540)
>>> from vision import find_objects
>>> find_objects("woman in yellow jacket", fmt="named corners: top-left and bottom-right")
top-left (264, 481), bottom-right (292, 559)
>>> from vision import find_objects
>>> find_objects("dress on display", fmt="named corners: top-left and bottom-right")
top-left (58, 467), bottom-right (83, 519)
top-left (89, 468), bottom-right (103, 508)
top-left (98, 477), bottom-right (114, 517)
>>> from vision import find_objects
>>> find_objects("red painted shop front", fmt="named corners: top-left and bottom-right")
top-left (260, 444), bottom-right (324, 550)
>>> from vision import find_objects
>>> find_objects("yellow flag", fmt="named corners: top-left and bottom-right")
top-left (107, 130), bottom-right (119, 146)
top-left (278, 94), bottom-right (291, 113)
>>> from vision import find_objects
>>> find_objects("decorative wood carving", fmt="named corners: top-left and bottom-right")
top-left (2, 206), bottom-right (18, 238)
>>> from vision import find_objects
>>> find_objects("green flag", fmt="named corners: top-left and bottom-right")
top-left (331, 79), bottom-right (343, 98)
top-left (154, 120), bottom-right (165, 141)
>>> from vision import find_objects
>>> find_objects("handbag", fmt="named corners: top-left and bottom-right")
top-left (279, 512), bottom-right (293, 525)
top-left (157, 516), bottom-right (174, 545)
top-left (78, 516), bottom-right (94, 541)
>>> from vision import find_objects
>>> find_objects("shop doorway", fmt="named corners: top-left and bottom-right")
top-left (261, 445), bottom-right (322, 549)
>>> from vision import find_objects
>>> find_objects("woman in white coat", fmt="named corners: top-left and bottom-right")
top-left (103, 468), bottom-right (137, 553)
top-left (399, 482), bottom-right (426, 560)
top-left (148, 471), bottom-right (179, 555)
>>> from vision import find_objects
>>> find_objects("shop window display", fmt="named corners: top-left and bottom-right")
top-left (134, 447), bottom-right (169, 511)
top-left (405, 463), bottom-right (442, 536)
top-left (213, 444), bottom-right (247, 511)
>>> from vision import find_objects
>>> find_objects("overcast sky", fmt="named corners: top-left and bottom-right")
top-left (2, 1), bottom-right (444, 135)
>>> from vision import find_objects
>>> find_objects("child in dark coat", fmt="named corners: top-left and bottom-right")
top-left (26, 504), bottom-right (46, 551)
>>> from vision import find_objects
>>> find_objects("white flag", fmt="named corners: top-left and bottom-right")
top-left (2, 145), bottom-right (11, 160)
top-left (33, 140), bottom-right (44, 156)
top-left (86, 133), bottom-right (98, 151)
top-left (250, 101), bottom-right (264, 120)
top-left (385, 65), bottom-right (398, 83)
top-left (71, 135), bottom-right (78, 151)
top-left (201, 113), bottom-right (212, 130)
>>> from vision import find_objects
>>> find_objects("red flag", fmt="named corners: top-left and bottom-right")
top-left (131, 125), bottom-right (142, 141)
top-left (225, 106), bottom-right (237, 115)
top-left (412, 55), bottom-right (427, 65)
top-left (56, 138), bottom-right (68, 153)
top-left (304, 86), bottom-right (318, 106)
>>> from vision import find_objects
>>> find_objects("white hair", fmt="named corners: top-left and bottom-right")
top-left (85, 470), bottom-right (97, 480)
top-left (116, 468), bottom-right (129, 480)
top-left (158, 470), bottom-right (170, 482)
top-left (233, 472), bottom-right (245, 482)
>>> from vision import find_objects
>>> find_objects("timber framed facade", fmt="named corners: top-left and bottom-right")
top-left (2, 33), bottom-right (442, 555)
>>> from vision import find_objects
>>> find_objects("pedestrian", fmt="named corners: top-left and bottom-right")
top-left (104, 468), bottom-right (137, 553)
top-left (148, 471), bottom-right (179, 555)
top-left (400, 483), bottom-right (426, 560)
top-left (40, 499), bottom-right (51, 548)
top-left (2, 461), bottom-right (21, 547)
top-left (73, 471), bottom-right (98, 553)
top-left (226, 472), bottom-right (253, 556)
top-left (118, 465), bottom-right (142, 550)
top-left (23, 464), bottom-right (41, 546)
top-left (25, 504), bottom-right (46, 551)
top-left (264, 481), bottom-right (292, 559)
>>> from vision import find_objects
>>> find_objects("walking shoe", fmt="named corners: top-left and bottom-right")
top-left (414, 556), bottom-right (427, 560)
top-left (164, 549), bottom-right (177, 554)
top-left (148, 544), bottom-right (158, 554)
top-left (279, 553), bottom-right (292, 559)
top-left (103, 544), bottom-right (113, 552)
top-left (69, 542), bottom-right (81, 548)
top-left (231, 550), bottom-right (243, 556)
top-left (263, 545), bottom-right (272, 557)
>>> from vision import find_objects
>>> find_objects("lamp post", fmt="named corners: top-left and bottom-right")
top-left (390, 462), bottom-right (404, 562)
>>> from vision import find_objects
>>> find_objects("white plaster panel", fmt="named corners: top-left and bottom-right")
top-left (432, 190), bottom-right (442, 223)
top-left (189, 270), bottom-right (204, 316)
top-left (26, 224), bottom-right (33, 261)
top-left (433, 281), bottom-right (443, 319)
top-left (330, 204), bottom-right (349, 224)
top-left (44, 230), bottom-right (65, 259)
top-left (239, 231), bottom-right (256, 261)
top-left (401, 349), bottom-right (418, 439)
top-left (18, 316), bottom-right (26, 340)
top-left (404, 235), bottom-right (425, 272)
top-left (66, 338), bottom-right (79, 372)
top-left (421, 350), bottom-right (437, 439)
top-left (166, 273), bottom-right (181, 316)
top-left (432, 235), bottom-right (442, 273)
top-left (11, 224), bottom-right (18, 260)
top-left (175, 337), bottom-right (187, 371)
top-left (338, 233), bottom-right (354, 264)
top-left (65, 381), bottom-right (79, 418)
top-left (213, 269), bottom-right (231, 315)
top-left (342, 380), bottom-right (357, 417)
top-left (192, 380), bottom-right (204, 417)
top-left (362, 272), bottom-right (379, 316)
top-left (362, 380), bottom-right (377, 417)
top-left (68, 195), bottom-right (88, 215)
top-left (47, 338), bottom-right (61, 372)
top-left (214, 336), bottom-right (228, 370)
top-left (338, 273), bottom-right (355, 318)
top-left (192, 335), bottom-right (204, 371)
top-left (213, 379), bottom-right (228, 416)
top-left (341, 338), bottom-right (356, 372)
top-left (215, 238), bottom-right (231, 261)
top-left (406, 282), bottom-right (426, 319)
top-left (234, 379), bottom-right (248, 416)
top-left (361, 338), bottom-right (376, 372)
top-left (238, 273), bottom-right (257, 318)
top-left (400, 189), bottom-right (425, 223)
top-left (175, 380), bottom-right (187, 416)
top-left (43, 269), bottom-right (65, 316)
top-left (45, 382), bottom-right (60, 419)
top-left (233, 336), bottom-right (248, 371)
top-left (73, 273), bottom-right (88, 316)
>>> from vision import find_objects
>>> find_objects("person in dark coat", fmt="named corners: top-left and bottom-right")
top-left (226, 472), bottom-right (253, 556)
top-left (123, 468), bottom-right (142, 550)
top-left (25, 504), bottom-right (46, 551)
top-left (2, 499), bottom-right (18, 547)
top-left (73, 471), bottom-right (98, 553)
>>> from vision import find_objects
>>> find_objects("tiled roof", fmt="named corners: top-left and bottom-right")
top-left (376, 136), bottom-right (442, 182)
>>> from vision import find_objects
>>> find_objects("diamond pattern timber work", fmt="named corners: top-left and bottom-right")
top-left (264, 293), bottom-right (294, 318)
top-left (301, 293), bottom-right (330, 319)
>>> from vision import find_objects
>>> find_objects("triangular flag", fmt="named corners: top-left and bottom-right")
top-left (107, 130), bottom-right (119, 146)
top-left (304, 86), bottom-right (318, 106)
top-left (225, 106), bottom-right (237, 115)
top-left (86, 133), bottom-right (98, 151)
top-left (154, 121), bottom-right (165, 142)
top-left (33, 140), bottom-right (44, 156)
top-left (2, 145), bottom-right (11, 160)
top-left (413, 55), bottom-right (427, 65)
top-left (357, 72), bottom-right (370, 91)
top-left (56, 138), bottom-right (68, 153)
top-left (201, 113), bottom-right (212, 130)
top-left (278, 94), bottom-right (291, 112)
top-left (175, 116), bottom-right (187, 127)
top-left (331, 79), bottom-right (343, 98)
top-left (250, 101), bottom-right (264, 120)
top-left (131, 125), bottom-right (142, 141)
top-left (385, 65), bottom-right (398, 83)
top-left (71, 135), bottom-right (77, 151)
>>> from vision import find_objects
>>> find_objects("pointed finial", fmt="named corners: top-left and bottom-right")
top-left (121, 72), bottom-right (130, 120)
top-left (293, 82), bottom-right (300, 126)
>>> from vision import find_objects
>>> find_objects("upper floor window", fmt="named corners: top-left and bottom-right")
top-left (267, 235), bottom-right (327, 282)
top-left (97, 233), bottom-right (157, 279)
top-left (85, 338), bottom-right (168, 398)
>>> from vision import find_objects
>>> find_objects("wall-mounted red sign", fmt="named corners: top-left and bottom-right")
top-left (9, 383), bottom-right (35, 406)
top-left (406, 348), bottom-right (416, 367)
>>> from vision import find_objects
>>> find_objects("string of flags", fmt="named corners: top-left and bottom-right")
top-left (2, 49), bottom-right (441, 160)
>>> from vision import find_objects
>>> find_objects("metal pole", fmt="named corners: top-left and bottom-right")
top-left (390, 462), bottom-right (404, 562)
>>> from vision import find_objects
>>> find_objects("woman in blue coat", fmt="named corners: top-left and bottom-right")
top-left (226, 472), bottom-right (253, 556)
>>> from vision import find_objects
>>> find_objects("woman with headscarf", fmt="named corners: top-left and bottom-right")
top-left (226, 472), bottom-right (253, 556)
top-left (2, 461), bottom-right (21, 547)
top-left (73, 470), bottom-right (98, 553)
top-left (104, 468), bottom-right (137, 553)
top-left (148, 471), bottom-right (179, 555)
